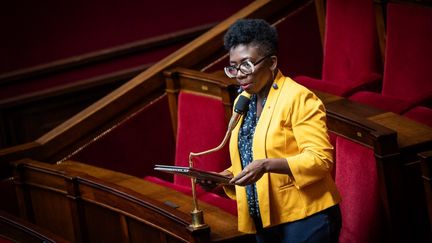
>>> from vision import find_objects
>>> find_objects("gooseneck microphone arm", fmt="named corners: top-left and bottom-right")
top-left (187, 94), bottom-right (250, 229)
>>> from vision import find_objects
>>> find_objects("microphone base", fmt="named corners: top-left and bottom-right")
top-left (188, 209), bottom-right (209, 230)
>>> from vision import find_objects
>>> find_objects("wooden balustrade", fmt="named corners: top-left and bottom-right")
top-left (11, 159), bottom-right (251, 242)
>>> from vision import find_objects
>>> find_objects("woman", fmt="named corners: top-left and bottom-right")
top-left (202, 19), bottom-right (341, 243)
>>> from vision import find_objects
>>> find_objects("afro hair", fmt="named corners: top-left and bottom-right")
top-left (223, 19), bottom-right (278, 56)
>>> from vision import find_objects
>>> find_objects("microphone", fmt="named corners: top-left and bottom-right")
top-left (227, 95), bottom-right (251, 133)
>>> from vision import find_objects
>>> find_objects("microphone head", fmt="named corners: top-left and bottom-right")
top-left (234, 95), bottom-right (251, 114)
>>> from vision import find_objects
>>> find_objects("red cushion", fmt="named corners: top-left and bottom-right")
top-left (335, 136), bottom-right (386, 243)
top-left (295, 74), bottom-right (381, 96)
top-left (294, 76), bottom-right (352, 96)
top-left (350, 91), bottom-right (412, 114)
top-left (403, 106), bottom-right (432, 128)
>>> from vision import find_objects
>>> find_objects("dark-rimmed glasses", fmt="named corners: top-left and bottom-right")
top-left (224, 54), bottom-right (271, 78)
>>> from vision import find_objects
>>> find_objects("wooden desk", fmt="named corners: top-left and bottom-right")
top-left (315, 90), bottom-right (432, 151)
top-left (12, 159), bottom-right (250, 243)
top-left (370, 112), bottom-right (432, 150)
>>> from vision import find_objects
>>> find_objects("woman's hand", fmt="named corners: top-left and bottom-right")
top-left (229, 159), bottom-right (268, 186)
top-left (229, 158), bottom-right (291, 186)
top-left (196, 179), bottom-right (218, 191)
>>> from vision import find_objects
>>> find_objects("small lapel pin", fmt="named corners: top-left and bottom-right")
top-left (272, 83), bottom-right (278, 89)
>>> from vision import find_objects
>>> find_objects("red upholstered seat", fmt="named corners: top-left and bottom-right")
top-left (145, 91), bottom-right (237, 215)
top-left (350, 3), bottom-right (432, 115)
top-left (335, 136), bottom-right (386, 243)
top-left (294, 0), bottom-right (382, 97)
top-left (403, 106), bottom-right (432, 128)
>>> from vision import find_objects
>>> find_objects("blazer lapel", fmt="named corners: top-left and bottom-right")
top-left (253, 70), bottom-right (286, 226)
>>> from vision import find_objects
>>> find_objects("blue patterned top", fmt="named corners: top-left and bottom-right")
top-left (238, 94), bottom-right (266, 218)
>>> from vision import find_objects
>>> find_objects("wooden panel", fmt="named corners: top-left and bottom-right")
top-left (77, 181), bottom-right (191, 241)
top-left (398, 156), bottom-right (432, 242)
top-left (13, 161), bottom-right (79, 242)
top-left (0, 210), bottom-right (69, 243)
top-left (10, 159), bottom-right (250, 242)
top-left (30, 188), bottom-right (76, 241)
top-left (127, 217), bottom-right (169, 243)
top-left (82, 202), bottom-right (123, 243)
top-left (419, 151), bottom-right (432, 239)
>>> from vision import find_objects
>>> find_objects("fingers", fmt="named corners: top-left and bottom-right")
top-left (197, 179), bottom-right (218, 191)
top-left (220, 170), bottom-right (234, 178)
top-left (230, 168), bottom-right (256, 186)
top-left (229, 160), bottom-right (267, 186)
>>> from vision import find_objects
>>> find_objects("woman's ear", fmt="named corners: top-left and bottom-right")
top-left (270, 55), bottom-right (278, 71)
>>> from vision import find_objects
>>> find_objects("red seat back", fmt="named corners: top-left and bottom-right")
top-left (322, 0), bottom-right (382, 84)
top-left (382, 3), bottom-right (432, 102)
top-left (174, 91), bottom-right (231, 187)
top-left (335, 136), bottom-right (386, 243)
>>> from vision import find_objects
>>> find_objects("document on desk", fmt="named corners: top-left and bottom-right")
top-left (154, 164), bottom-right (231, 184)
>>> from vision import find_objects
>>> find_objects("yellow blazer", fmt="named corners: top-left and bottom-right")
top-left (224, 71), bottom-right (341, 233)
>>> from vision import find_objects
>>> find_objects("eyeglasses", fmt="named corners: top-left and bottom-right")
top-left (224, 54), bottom-right (271, 78)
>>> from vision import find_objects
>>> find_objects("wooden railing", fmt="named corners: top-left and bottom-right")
top-left (11, 159), bottom-right (250, 243)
